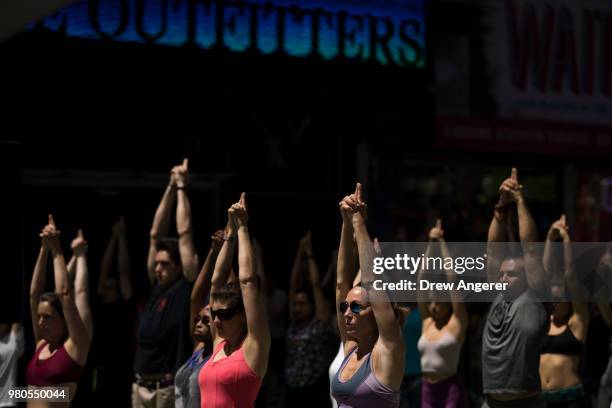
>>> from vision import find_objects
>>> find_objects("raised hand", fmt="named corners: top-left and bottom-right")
top-left (174, 158), bottom-right (190, 189)
top-left (339, 182), bottom-right (367, 222)
top-left (112, 216), bottom-right (126, 237)
top-left (299, 230), bottom-right (313, 256)
top-left (40, 214), bottom-right (62, 253)
top-left (211, 229), bottom-right (225, 251)
top-left (353, 182), bottom-right (367, 219)
top-left (548, 214), bottom-right (570, 241)
top-left (228, 192), bottom-right (249, 228)
top-left (373, 237), bottom-right (382, 255)
top-left (428, 218), bottom-right (445, 241)
top-left (499, 168), bottom-right (524, 204)
top-left (71, 229), bottom-right (88, 256)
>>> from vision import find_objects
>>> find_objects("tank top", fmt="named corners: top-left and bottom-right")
top-left (26, 341), bottom-right (83, 386)
top-left (198, 340), bottom-right (261, 408)
top-left (541, 327), bottom-right (583, 356)
top-left (331, 347), bottom-right (400, 408)
top-left (417, 331), bottom-right (462, 374)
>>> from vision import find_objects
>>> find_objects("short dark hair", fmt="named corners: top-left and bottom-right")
top-left (155, 238), bottom-right (181, 267)
top-left (39, 292), bottom-right (64, 318)
top-left (211, 282), bottom-right (244, 311)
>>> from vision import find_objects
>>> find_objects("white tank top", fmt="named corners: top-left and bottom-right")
top-left (417, 331), bottom-right (462, 374)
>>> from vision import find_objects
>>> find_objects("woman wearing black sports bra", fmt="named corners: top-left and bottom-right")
top-left (540, 215), bottom-right (589, 408)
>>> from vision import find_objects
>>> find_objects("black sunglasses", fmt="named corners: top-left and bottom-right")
top-left (211, 306), bottom-right (243, 321)
top-left (339, 301), bottom-right (370, 315)
top-left (194, 315), bottom-right (210, 324)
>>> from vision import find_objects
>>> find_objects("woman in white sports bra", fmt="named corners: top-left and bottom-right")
top-left (416, 219), bottom-right (468, 408)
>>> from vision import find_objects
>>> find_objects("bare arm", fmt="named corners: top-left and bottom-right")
top-left (210, 222), bottom-right (237, 299)
top-left (337, 199), bottom-right (356, 349)
top-left (353, 213), bottom-right (403, 348)
top-left (253, 239), bottom-right (268, 298)
top-left (303, 236), bottom-right (330, 323)
top-left (289, 239), bottom-right (305, 308)
top-left (190, 231), bottom-right (223, 338)
top-left (66, 255), bottom-right (76, 282)
top-left (175, 159), bottom-right (199, 281)
top-left (231, 194), bottom-right (270, 378)
top-left (416, 241), bottom-right (433, 319)
top-left (438, 236), bottom-right (468, 341)
top-left (353, 206), bottom-right (405, 390)
top-left (148, 179), bottom-right (177, 284)
top-left (486, 210), bottom-right (506, 284)
top-left (549, 216), bottom-right (589, 340)
top-left (516, 197), bottom-right (545, 289)
top-left (71, 230), bottom-right (94, 339)
top-left (98, 229), bottom-right (117, 296)
top-left (43, 222), bottom-right (90, 365)
top-left (30, 245), bottom-right (48, 344)
top-left (117, 226), bottom-right (133, 300)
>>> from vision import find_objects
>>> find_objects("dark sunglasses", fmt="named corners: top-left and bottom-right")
top-left (211, 306), bottom-right (243, 321)
top-left (194, 315), bottom-right (210, 324)
top-left (339, 301), bottom-right (370, 315)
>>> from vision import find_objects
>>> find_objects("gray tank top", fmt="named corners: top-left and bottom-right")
top-left (482, 289), bottom-right (547, 394)
top-left (331, 347), bottom-right (399, 408)
top-left (174, 349), bottom-right (209, 408)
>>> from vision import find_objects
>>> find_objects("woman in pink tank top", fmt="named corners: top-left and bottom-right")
top-left (27, 216), bottom-right (93, 407)
top-left (331, 184), bottom-right (405, 408)
top-left (198, 193), bottom-right (271, 408)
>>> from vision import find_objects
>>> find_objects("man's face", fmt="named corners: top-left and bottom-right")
top-left (155, 250), bottom-right (181, 288)
top-left (500, 258), bottom-right (527, 299)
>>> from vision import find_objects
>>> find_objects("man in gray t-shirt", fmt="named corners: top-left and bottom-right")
top-left (481, 169), bottom-right (548, 408)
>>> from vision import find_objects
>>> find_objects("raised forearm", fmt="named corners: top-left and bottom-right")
top-left (150, 184), bottom-right (176, 239)
top-left (211, 231), bottom-right (237, 288)
top-left (517, 200), bottom-right (538, 243)
top-left (176, 189), bottom-right (193, 237)
top-left (75, 255), bottom-right (89, 296)
top-left (117, 234), bottom-right (132, 299)
top-left (52, 249), bottom-right (68, 295)
top-left (289, 245), bottom-right (304, 295)
top-left (192, 248), bottom-right (219, 302)
top-left (31, 246), bottom-right (48, 297)
top-left (352, 218), bottom-right (374, 285)
top-left (337, 222), bottom-right (355, 287)
top-left (238, 227), bottom-right (256, 284)
top-left (99, 235), bottom-right (116, 294)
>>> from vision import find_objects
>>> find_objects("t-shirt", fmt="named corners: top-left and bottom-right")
top-left (285, 318), bottom-right (336, 388)
top-left (482, 288), bottom-right (548, 394)
top-left (133, 277), bottom-right (193, 375)
top-left (0, 326), bottom-right (24, 407)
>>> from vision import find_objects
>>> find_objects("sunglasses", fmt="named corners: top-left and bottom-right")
top-left (194, 315), bottom-right (210, 325)
top-left (211, 306), bottom-right (243, 321)
top-left (339, 301), bottom-right (370, 315)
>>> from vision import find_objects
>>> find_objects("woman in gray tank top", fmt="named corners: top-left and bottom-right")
top-left (174, 229), bottom-right (224, 408)
top-left (331, 183), bottom-right (405, 408)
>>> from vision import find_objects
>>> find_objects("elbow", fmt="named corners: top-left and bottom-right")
top-left (239, 275), bottom-right (259, 288)
top-left (177, 225), bottom-right (191, 237)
